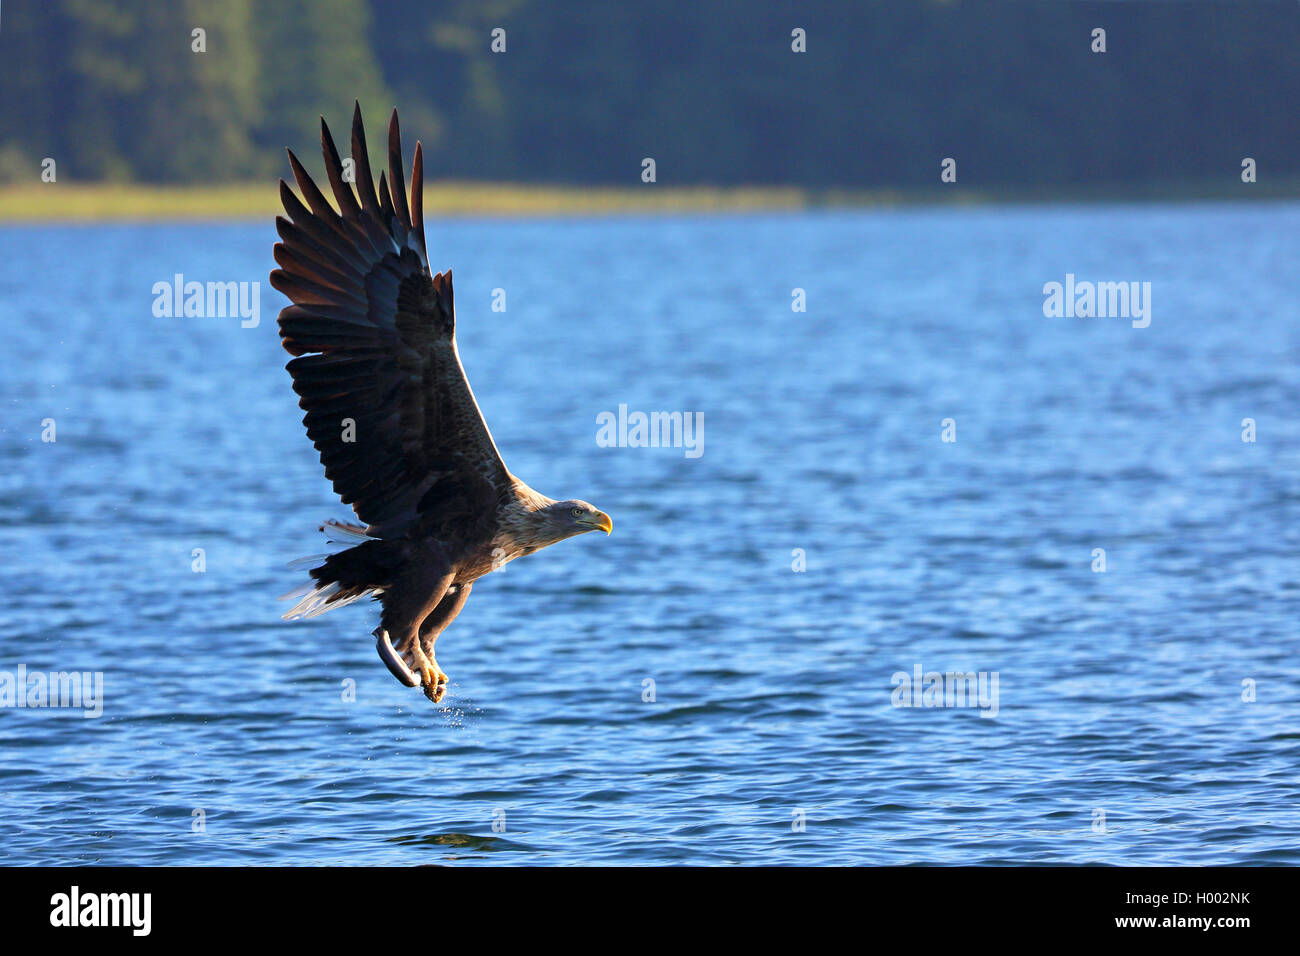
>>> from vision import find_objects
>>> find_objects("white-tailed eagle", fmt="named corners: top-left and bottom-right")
top-left (271, 104), bottom-right (611, 703)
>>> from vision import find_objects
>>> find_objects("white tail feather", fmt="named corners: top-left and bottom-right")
top-left (280, 520), bottom-right (384, 621)
top-left (283, 582), bottom-right (340, 619)
top-left (306, 588), bottom-right (370, 617)
top-left (281, 581), bottom-right (385, 621)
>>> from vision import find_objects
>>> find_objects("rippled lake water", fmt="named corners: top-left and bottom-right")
top-left (1, 202), bottom-right (1298, 864)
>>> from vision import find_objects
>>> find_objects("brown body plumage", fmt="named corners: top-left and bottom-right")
top-left (271, 104), bottom-right (611, 703)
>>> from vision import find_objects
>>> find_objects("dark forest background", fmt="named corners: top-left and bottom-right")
top-left (1, 0), bottom-right (1297, 190)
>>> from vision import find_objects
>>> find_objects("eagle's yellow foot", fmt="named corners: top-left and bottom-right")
top-left (375, 628), bottom-right (448, 702)
top-left (420, 661), bottom-right (449, 704)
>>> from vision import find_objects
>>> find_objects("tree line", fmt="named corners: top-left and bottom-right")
top-left (1, 0), bottom-right (1296, 189)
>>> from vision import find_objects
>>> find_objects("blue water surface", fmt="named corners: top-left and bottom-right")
top-left (1, 201), bottom-right (1298, 864)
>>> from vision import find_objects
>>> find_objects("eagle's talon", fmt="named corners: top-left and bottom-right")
top-left (418, 660), bottom-right (448, 703)
top-left (423, 676), bottom-right (447, 704)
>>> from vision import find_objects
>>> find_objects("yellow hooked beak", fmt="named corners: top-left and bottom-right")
top-left (579, 510), bottom-right (613, 535)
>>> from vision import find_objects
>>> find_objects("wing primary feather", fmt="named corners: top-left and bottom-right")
top-left (351, 100), bottom-right (380, 214)
top-left (286, 149), bottom-right (340, 225)
top-left (387, 109), bottom-right (412, 231)
top-left (320, 116), bottom-right (362, 219)
top-left (278, 184), bottom-right (373, 262)
top-left (410, 141), bottom-right (426, 259)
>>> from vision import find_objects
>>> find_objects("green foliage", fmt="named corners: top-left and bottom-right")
top-left (252, 0), bottom-right (391, 180)
top-left (0, 1), bottom-right (1295, 187)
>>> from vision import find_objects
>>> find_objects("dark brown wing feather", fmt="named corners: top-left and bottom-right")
top-left (271, 104), bottom-right (510, 540)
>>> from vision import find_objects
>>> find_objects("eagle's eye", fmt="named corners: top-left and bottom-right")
top-left (571, 507), bottom-right (583, 517)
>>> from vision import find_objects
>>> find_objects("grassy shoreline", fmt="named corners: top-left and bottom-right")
top-left (0, 179), bottom-right (1296, 222)
top-left (0, 182), bottom-right (808, 221)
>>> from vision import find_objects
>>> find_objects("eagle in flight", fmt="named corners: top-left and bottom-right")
top-left (271, 104), bottom-right (612, 703)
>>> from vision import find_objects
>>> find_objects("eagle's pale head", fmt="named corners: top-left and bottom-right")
top-left (538, 499), bottom-right (613, 542)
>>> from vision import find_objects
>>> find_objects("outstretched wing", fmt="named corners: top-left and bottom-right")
top-left (271, 104), bottom-right (510, 539)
